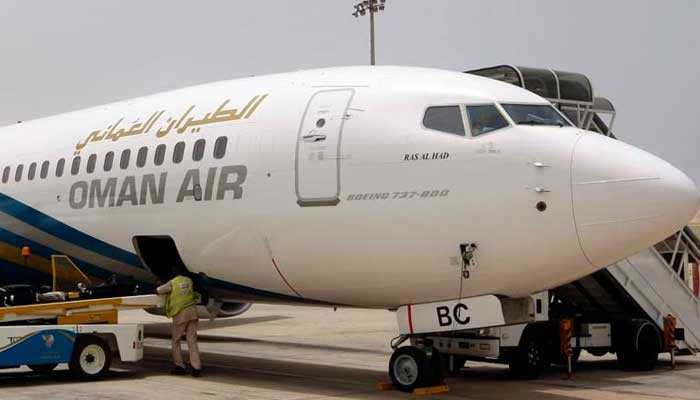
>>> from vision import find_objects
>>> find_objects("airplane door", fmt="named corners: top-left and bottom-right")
top-left (295, 89), bottom-right (354, 207)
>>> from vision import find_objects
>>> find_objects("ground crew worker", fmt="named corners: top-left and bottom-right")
top-left (157, 273), bottom-right (202, 377)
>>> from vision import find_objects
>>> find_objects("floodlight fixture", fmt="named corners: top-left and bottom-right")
top-left (351, 0), bottom-right (387, 65)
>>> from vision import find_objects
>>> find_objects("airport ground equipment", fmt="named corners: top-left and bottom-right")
top-left (0, 294), bottom-right (162, 325)
top-left (385, 66), bottom-right (700, 388)
top-left (0, 323), bottom-right (144, 379)
top-left (0, 294), bottom-right (162, 379)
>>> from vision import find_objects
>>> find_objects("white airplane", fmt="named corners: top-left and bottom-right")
top-left (0, 66), bottom-right (698, 388)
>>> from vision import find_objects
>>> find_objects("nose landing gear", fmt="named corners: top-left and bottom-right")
top-left (388, 346), bottom-right (444, 393)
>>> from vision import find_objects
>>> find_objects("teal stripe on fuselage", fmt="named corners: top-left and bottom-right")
top-left (0, 193), bottom-right (143, 268)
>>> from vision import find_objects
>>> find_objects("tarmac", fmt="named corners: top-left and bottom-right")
top-left (1, 304), bottom-right (700, 400)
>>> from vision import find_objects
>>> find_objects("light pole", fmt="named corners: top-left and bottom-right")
top-left (352, 0), bottom-right (387, 65)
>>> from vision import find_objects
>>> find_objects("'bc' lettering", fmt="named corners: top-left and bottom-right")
top-left (435, 303), bottom-right (471, 327)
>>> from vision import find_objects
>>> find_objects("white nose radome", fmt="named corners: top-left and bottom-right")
top-left (572, 133), bottom-right (700, 268)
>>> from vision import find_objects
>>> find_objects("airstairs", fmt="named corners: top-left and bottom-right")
top-left (607, 229), bottom-right (700, 352)
top-left (468, 65), bottom-right (700, 354)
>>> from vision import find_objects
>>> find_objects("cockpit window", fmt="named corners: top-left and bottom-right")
top-left (501, 104), bottom-right (571, 127)
top-left (466, 105), bottom-right (510, 137)
top-left (423, 106), bottom-right (465, 136)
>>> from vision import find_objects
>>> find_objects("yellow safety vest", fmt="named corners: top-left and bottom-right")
top-left (165, 275), bottom-right (197, 318)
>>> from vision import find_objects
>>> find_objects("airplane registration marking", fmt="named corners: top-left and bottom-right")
top-left (347, 190), bottom-right (450, 201)
top-left (75, 95), bottom-right (268, 151)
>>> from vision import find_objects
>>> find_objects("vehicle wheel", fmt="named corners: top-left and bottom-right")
top-left (28, 363), bottom-right (58, 373)
top-left (389, 346), bottom-right (441, 392)
top-left (509, 334), bottom-right (546, 379)
top-left (69, 336), bottom-right (112, 380)
top-left (616, 321), bottom-right (660, 371)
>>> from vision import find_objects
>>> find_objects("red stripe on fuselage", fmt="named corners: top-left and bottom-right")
top-left (271, 257), bottom-right (303, 298)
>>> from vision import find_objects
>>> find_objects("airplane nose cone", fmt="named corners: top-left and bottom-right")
top-left (572, 133), bottom-right (700, 268)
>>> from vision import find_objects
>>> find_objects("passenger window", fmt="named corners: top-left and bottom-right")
top-left (104, 151), bottom-right (114, 172)
top-left (56, 158), bottom-right (65, 177)
top-left (193, 139), bottom-right (205, 161)
top-left (87, 154), bottom-right (97, 173)
top-left (120, 149), bottom-right (131, 170)
top-left (28, 163), bottom-right (37, 180)
top-left (40, 161), bottom-right (49, 179)
top-left (173, 142), bottom-right (185, 164)
top-left (466, 105), bottom-right (510, 137)
top-left (137, 146), bottom-right (148, 168)
top-left (423, 106), bottom-right (465, 136)
top-left (154, 144), bottom-right (166, 166)
top-left (214, 136), bottom-right (227, 159)
top-left (2, 166), bottom-right (10, 183)
top-left (71, 157), bottom-right (81, 176)
top-left (15, 165), bottom-right (24, 182)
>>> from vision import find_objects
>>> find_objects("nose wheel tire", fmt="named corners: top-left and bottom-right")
top-left (389, 346), bottom-right (442, 393)
top-left (69, 336), bottom-right (112, 380)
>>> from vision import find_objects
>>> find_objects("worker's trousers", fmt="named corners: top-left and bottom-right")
top-left (172, 319), bottom-right (201, 370)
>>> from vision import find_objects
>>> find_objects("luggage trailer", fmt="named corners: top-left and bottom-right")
top-left (0, 294), bottom-right (162, 379)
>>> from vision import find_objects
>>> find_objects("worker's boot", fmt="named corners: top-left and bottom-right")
top-left (170, 365), bottom-right (187, 375)
top-left (191, 368), bottom-right (202, 378)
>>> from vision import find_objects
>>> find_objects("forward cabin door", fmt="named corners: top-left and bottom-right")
top-left (295, 89), bottom-right (354, 207)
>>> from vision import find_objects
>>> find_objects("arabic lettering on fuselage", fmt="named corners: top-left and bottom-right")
top-left (75, 94), bottom-right (268, 151)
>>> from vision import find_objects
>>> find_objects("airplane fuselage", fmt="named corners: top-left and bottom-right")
top-left (0, 66), bottom-right (697, 309)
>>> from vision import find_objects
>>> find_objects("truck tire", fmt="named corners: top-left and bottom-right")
top-left (616, 321), bottom-right (660, 371)
top-left (389, 346), bottom-right (442, 392)
top-left (28, 363), bottom-right (58, 373)
top-left (69, 335), bottom-right (112, 380)
top-left (509, 333), bottom-right (546, 379)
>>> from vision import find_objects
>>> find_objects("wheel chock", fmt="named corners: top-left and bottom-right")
top-left (375, 382), bottom-right (394, 391)
top-left (412, 384), bottom-right (450, 396)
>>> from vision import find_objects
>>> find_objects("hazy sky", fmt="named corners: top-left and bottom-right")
top-left (1, 0), bottom-right (698, 182)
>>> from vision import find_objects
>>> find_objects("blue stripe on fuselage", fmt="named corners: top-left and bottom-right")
top-left (0, 193), bottom-right (143, 268)
top-left (0, 193), bottom-right (317, 304)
